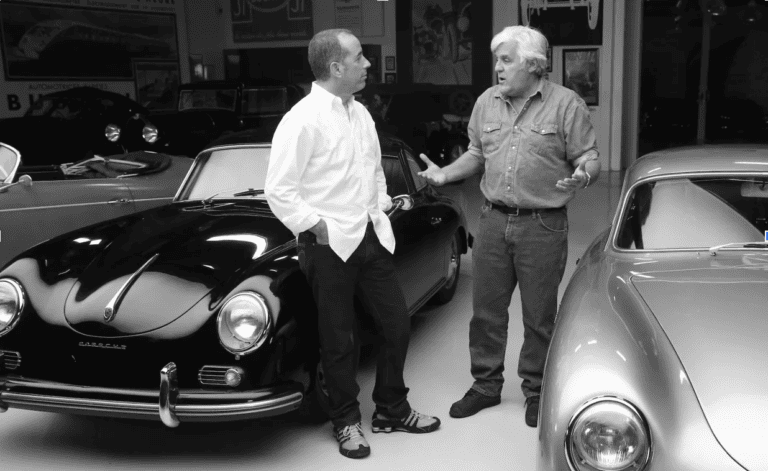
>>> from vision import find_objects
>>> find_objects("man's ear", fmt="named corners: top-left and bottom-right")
top-left (329, 61), bottom-right (343, 78)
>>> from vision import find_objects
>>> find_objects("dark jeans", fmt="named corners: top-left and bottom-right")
top-left (469, 202), bottom-right (568, 398)
top-left (298, 223), bottom-right (411, 429)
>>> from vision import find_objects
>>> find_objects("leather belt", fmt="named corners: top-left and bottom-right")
top-left (489, 202), bottom-right (564, 216)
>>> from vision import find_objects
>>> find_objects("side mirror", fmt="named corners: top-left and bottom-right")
top-left (387, 194), bottom-right (414, 216)
top-left (0, 174), bottom-right (33, 194)
top-left (0, 142), bottom-right (21, 184)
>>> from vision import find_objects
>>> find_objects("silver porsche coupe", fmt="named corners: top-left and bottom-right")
top-left (538, 145), bottom-right (768, 471)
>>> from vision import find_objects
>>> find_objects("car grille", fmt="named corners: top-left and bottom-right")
top-left (198, 365), bottom-right (240, 387)
top-left (0, 350), bottom-right (21, 370)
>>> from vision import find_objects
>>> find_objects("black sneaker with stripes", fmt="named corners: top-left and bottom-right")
top-left (371, 408), bottom-right (441, 434)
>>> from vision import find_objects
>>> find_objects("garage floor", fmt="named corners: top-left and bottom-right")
top-left (0, 172), bottom-right (623, 471)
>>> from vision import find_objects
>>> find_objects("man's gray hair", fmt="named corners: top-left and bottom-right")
top-left (490, 26), bottom-right (549, 77)
top-left (308, 28), bottom-right (353, 81)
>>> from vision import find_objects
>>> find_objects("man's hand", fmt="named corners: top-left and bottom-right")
top-left (417, 154), bottom-right (448, 186)
top-left (309, 219), bottom-right (329, 245)
top-left (556, 160), bottom-right (589, 192)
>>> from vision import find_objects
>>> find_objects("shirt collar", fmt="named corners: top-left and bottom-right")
top-left (493, 77), bottom-right (549, 103)
top-left (310, 82), bottom-right (356, 110)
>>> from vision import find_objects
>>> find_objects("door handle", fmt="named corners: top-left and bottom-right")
top-left (430, 217), bottom-right (442, 225)
top-left (108, 198), bottom-right (130, 205)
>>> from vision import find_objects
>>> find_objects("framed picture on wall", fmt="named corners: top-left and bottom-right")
top-left (385, 73), bottom-right (397, 84)
top-left (563, 48), bottom-right (599, 106)
top-left (546, 47), bottom-right (552, 73)
top-left (385, 56), bottom-right (396, 71)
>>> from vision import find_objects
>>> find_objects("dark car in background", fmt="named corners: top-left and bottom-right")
top-left (357, 85), bottom-right (473, 167)
top-left (0, 87), bottom-right (153, 166)
top-left (144, 79), bottom-right (306, 158)
top-left (0, 130), bottom-right (469, 427)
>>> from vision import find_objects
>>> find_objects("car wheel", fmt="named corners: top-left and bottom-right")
top-left (431, 231), bottom-right (461, 305)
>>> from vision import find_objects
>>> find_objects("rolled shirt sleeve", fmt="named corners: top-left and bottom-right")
top-left (265, 114), bottom-right (321, 235)
top-left (564, 97), bottom-right (598, 163)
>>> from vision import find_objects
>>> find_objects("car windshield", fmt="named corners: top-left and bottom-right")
top-left (178, 89), bottom-right (237, 111)
top-left (616, 176), bottom-right (768, 250)
top-left (241, 88), bottom-right (287, 115)
top-left (178, 146), bottom-right (269, 201)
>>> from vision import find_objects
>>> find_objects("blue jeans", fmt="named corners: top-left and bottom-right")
top-left (469, 202), bottom-right (568, 398)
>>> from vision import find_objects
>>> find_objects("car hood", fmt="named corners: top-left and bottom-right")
top-left (631, 264), bottom-right (768, 471)
top-left (63, 203), bottom-right (293, 337)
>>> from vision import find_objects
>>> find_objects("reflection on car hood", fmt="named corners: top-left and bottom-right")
top-left (63, 203), bottom-right (293, 337)
top-left (631, 263), bottom-right (768, 471)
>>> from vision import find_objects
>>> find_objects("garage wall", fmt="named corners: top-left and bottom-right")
top-left (185, 0), bottom-right (624, 171)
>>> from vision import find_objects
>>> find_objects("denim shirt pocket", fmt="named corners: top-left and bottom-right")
top-left (481, 122), bottom-right (502, 154)
top-left (529, 123), bottom-right (561, 156)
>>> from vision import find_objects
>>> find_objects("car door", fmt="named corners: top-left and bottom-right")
top-left (382, 150), bottom-right (444, 311)
top-left (0, 177), bottom-right (135, 269)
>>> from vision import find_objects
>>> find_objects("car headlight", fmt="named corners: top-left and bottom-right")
top-left (105, 124), bottom-right (121, 142)
top-left (142, 124), bottom-right (159, 143)
top-left (216, 292), bottom-right (271, 355)
top-left (0, 279), bottom-right (24, 337)
top-left (566, 397), bottom-right (651, 471)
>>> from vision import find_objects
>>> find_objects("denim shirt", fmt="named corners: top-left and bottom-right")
top-left (467, 79), bottom-right (598, 209)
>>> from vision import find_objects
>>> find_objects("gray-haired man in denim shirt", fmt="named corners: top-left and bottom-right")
top-left (418, 25), bottom-right (600, 427)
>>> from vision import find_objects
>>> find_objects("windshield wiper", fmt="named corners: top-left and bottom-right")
top-left (233, 188), bottom-right (264, 197)
top-left (709, 241), bottom-right (768, 256)
top-left (202, 188), bottom-right (264, 205)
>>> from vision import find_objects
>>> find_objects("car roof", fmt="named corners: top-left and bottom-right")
top-left (627, 145), bottom-right (768, 186)
top-left (204, 128), bottom-right (407, 156)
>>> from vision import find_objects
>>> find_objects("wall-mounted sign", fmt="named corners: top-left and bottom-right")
top-left (335, 0), bottom-right (361, 36)
top-left (519, 0), bottom-right (602, 46)
top-left (231, 0), bottom-right (313, 43)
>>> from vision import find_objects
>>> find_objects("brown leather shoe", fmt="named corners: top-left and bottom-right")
top-left (449, 388), bottom-right (501, 418)
top-left (525, 395), bottom-right (540, 427)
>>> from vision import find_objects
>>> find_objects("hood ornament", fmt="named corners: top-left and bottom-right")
top-left (104, 253), bottom-right (160, 323)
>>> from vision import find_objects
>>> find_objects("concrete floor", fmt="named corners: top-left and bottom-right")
top-left (0, 172), bottom-right (623, 471)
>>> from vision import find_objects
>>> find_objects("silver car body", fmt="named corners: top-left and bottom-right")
top-left (0, 146), bottom-right (192, 268)
top-left (538, 145), bottom-right (768, 471)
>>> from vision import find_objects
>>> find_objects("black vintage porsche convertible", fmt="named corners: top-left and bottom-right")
top-left (0, 130), bottom-right (470, 427)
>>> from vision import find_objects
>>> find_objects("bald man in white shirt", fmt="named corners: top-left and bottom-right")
top-left (265, 29), bottom-right (440, 460)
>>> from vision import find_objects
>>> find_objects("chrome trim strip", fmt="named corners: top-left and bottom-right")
top-left (0, 390), bottom-right (304, 422)
top-left (104, 253), bottom-right (159, 322)
top-left (159, 362), bottom-right (179, 427)
top-left (0, 200), bottom-right (135, 213)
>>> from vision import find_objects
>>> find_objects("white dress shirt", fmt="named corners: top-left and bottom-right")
top-left (265, 83), bottom-right (395, 262)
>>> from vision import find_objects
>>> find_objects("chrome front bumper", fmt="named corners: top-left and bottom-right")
top-left (0, 362), bottom-right (304, 427)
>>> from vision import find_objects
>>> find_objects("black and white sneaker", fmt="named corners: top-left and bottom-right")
top-left (371, 409), bottom-right (441, 434)
top-left (334, 422), bottom-right (371, 459)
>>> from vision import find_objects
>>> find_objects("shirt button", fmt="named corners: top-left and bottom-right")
top-left (508, 166), bottom-right (512, 170)
top-left (514, 126), bottom-right (518, 130)
top-left (512, 146), bottom-right (516, 150)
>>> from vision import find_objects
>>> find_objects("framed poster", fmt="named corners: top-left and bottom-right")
top-left (385, 73), bottom-right (396, 84)
top-left (385, 56), bottom-right (396, 71)
top-left (396, 0), bottom-right (492, 92)
top-left (230, 0), bottom-right (313, 43)
top-left (0, 2), bottom-right (179, 80)
top-left (134, 62), bottom-right (180, 110)
top-left (563, 48), bottom-right (599, 106)
top-left (546, 47), bottom-right (553, 72)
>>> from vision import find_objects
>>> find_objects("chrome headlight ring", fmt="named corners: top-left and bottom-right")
top-left (216, 292), bottom-right (272, 355)
top-left (142, 124), bottom-right (159, 143)
top-left (565, 396), bottom-right (651, 471)
top-left (0, 278), bottom-right (24, 338)
top-left (105, 124), bottom-right (121, 142)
